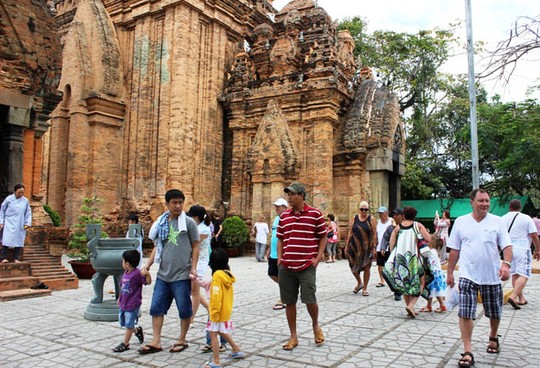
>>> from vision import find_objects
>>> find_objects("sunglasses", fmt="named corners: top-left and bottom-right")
top-left (360, 208), bottom-right (369, 212)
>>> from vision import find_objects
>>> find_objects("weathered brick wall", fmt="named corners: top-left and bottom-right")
top-left (0, 0), bottom-right (62, 209)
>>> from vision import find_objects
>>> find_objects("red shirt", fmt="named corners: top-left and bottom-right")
top-left (277, 204), bottom-right (327, 271)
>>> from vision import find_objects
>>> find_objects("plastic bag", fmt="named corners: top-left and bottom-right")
top-left (445, 284), bottom-right (460, 311)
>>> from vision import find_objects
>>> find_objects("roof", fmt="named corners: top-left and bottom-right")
top-left (401, 196), bottom-right (536, 220)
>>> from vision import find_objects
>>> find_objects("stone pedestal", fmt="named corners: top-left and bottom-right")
top-left (84, 299), bottom-right (120, 321)
top-left (84, 224), bottom-right (140, 321)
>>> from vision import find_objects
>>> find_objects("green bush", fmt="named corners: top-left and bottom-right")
top-left (221, 216), bottom-right (249, 248)
top-left (67, 196), bottom-right (108, 262)
top-left (43, 204), bottom-right (62, 226)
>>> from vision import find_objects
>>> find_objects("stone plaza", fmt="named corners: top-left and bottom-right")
top-left (1, 256), bottom-right (538, 367)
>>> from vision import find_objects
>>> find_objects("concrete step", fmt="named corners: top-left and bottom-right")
top-left (0, 276), bottom-right (39, 291)
top-left (36, 276), bottom-right (79, 291)
top-left (30, 269), bottom-right (73, 277)
top-left (0, 288), bottom-right (51, 302)
top-left (31, 264), bottom-right (70, 270)
top-left (0, 262), bottom-right (31, 278)
top-left (23, 254), bottom-right (57, 259)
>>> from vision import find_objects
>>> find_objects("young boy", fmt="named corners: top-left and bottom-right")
top-left (113, 250), bottom-right (152, 352)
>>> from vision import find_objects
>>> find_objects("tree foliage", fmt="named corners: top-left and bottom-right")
top-left (221, 216), bottom-right (249, 248)
top-left (67, 196), bottom-right (108, 262)
top-left (338, 16), bottom-right (540, 204)
top-left (477, 98), bottom-right (540, 197)
top-left (338, 17), bottom-right (457, 113)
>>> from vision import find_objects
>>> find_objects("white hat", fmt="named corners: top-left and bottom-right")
top-left (273, 198), bottom-right (288, 207)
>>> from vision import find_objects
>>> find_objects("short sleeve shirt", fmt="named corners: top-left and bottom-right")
top-left (157, 216), bottom-right (199, 282)
top-left (502, 211), bottom-right (537, 249)
top-left (447, 213), bottom-right (511, 285)
top-left (118, 268), bottom-right (147, 311)
top-left (269, 216), bottom-right (280, 259)
top-left (277, 204), bottom-right (326, 271)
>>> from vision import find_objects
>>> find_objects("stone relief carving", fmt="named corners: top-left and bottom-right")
top-left (247, 100), bottom-right (299, 177)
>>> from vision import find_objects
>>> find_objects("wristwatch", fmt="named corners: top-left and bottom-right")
top-left (502, 260), bottom-right (511, 267)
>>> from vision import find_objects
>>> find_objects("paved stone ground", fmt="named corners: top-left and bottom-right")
top-left (1, 256), bottom-right (538, 367)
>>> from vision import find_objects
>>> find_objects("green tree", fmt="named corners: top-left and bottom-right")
top-left (338, 17), bottom-right (457, 110)
top-left (67, 196), bottom-right (108, 262)
top-left (221, 216), bottom-right (249, 248)
top-left (477, 98), bottom-right (540, 197)
top-left (338, 17), bottom-right (540, 204)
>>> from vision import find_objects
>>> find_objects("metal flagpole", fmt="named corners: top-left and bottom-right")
top-left (465, 0), bottom-right (480, 189)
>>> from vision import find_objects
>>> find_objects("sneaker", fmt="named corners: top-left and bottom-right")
top-left (134, 326), bottom-right (144, 344)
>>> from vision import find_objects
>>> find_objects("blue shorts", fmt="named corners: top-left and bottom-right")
top-left (119, 308), bottom-right (139, 329)
top-left (150, 278), bottom-right (192, 320)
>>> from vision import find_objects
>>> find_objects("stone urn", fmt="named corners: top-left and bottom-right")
top-left (84, 224), bottom-right (141, 321)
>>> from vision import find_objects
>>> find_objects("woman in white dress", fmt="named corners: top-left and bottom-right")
top-left (186, 205), bottom-right (212, 322)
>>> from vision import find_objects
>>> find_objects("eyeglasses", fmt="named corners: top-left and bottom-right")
top-left (360, 208), bottom-right (369, 212)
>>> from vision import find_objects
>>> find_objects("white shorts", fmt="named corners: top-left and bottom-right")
top-left (197, 258), bottom-right (209, 278)
top-left (510, 247), bottom-right (532, 278)
top-left (206, 320), bottom-right (234, 334)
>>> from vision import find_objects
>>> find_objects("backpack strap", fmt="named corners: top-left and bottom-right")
top-left (508, 213), bottom-right (519, 232)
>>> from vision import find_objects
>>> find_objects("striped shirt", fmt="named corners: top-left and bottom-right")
top-left (277, 204), bottom-right (327, 271)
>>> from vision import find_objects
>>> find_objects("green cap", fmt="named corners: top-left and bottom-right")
top-left (284, 182), bottom-right (306, 196)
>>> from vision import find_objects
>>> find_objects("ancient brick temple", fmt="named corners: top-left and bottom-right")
top-left (0, 0), bottom-right (62, 224)
top-left (4, 0), bottom-right (404, 232)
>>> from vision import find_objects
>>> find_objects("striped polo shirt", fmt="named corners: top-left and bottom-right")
top-left (277, 204), bottom-right (327, 271)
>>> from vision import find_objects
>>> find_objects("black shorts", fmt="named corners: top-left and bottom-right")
top-left (268, 257), bottom-right (278, 277)
top-left (376, 251), bottom-right (389, 266)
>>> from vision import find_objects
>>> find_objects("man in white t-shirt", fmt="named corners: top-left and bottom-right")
top-left (375, 206), bottom-right (392, 287)
top-left (502, 200), bottom-right (540, 309)
top-left (252, 215), bottom-right (269, 262)
top-left (447, 189), bottom-right (512, 367)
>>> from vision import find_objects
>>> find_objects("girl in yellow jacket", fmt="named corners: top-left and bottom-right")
top-left (203, 248), bottom-right (244, 368)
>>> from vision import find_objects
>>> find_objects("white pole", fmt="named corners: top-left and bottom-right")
top-left (465, 0), bottom-right (480, 189)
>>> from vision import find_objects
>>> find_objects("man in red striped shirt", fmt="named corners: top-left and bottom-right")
top-left (277, 182), bottom-right (327, 351)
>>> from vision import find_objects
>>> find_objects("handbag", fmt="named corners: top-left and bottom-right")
top-left (327, 230), bottom-right (334, 238)
top-left (413, 222), bottom-right (431, 257)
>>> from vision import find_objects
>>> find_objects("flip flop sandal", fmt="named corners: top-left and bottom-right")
top-left (273, 303), bottom-right (285, 310)
top-left (112, 342), bottom-right (130, 353)
top-left (353, 284), bottom-right (363, 294)
top-left (376, 283), bottom-right (386, 287)
top-left (419, 307), bottom-right (432, 313)
top-left (200, 345), bottom-right (212, 353)
top-left (458, 351), bottom-right (475, 367)
top-left (138, 344), bottom-right (162, 354)
top-left (517, 300), bottom-right (528, 305)
top-left (434, 306), bottom-right (447, 313)
top-left (507, 297), bottom-right (521, 310)
top-left (362, 291), bottom-right (369, 296)
top-left (486, 335), bottom-right (500, 354)
top-left (405, 307), bottom-right (417, 318)
top-left (203, 361), bottom-right (222, 368)
top-left (170, 343), bottom-right (189, 353)
top-left (226, 351), bottom-right (245, 359)
top-left (314, 327), bottom-right (324, 345)
top-left (282, 338), bottom-right (298, 350)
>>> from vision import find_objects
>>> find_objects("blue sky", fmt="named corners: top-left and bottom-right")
top-left (272, 0), bottom-right (539, 101)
